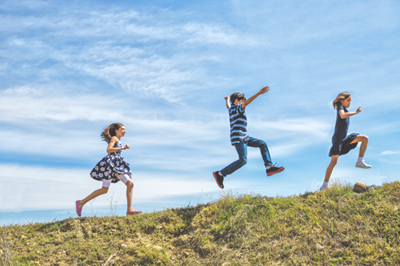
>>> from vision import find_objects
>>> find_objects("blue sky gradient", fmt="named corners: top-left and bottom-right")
top-left (1, 0), bottom-right (399, 225)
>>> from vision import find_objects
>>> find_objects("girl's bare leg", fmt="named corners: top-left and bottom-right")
top-left (350, 135), bottom-right (369, 158)
top-left (125, 180), bottom-right (134, 213)
top-left (351, 135), bottom-right (372, 168)
top-left (324, 155), bottom-right (339, 182)
top-left (80, 187), bottom-right (109, 208)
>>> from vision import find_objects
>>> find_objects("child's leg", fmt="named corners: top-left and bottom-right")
top-left (247, 137), bottom-right (272, 166)
top-left (351, 135), bottom-right (372, 168)
top-left (220, 142), bottom-right (247, 176)
top-left (79, 180), bottom-right (111, 208)
top-left (324, 155), bottom-right (339, 183)
top-left (117, 174), bottom-right (134, 213)
top-left (125, 181), bottom-right (134, 213)
top-left (350, 135), bottom-right (369, 158)
top-left (247, 137), bottom-right (284, 176)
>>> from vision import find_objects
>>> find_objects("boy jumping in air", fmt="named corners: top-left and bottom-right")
top-left (213, 86), bottom-right (285, 189)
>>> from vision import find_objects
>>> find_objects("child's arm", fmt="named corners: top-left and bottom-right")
top-left (339, 107), bottom-right (362, 119)
top-left (107, 136), bottom-right (130, 153)
top-left (242, 86), bottom-right (270, 109)
top-left (224, 96), bottom-right (231, 109)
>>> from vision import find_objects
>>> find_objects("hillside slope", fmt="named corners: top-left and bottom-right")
top-left (1, 181), bottom-right (400, 265)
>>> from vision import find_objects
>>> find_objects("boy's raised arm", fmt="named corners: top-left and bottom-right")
top-left (224, 96), bottom-right (231, 109)
top-left (242, 86), bottom-right (270, 109)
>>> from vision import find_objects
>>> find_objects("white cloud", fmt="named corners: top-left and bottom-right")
top-left (0, 2), bottom-right (258, 103)
top-left (0, 86), bottom-right (229, 162)
top-left (0, 163), bottom-right (237, 211)
top-left (380, 150), bottom-right (400, 156)
top-left (251, 118), bottom-right (331, 139)
top-left (329, 166), bottom-right (389, 187)
top-left (0, 86), bottom-right (123, 123)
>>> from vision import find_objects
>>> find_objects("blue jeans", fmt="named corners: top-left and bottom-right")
top-left (220, 137), bottom-right (272, 176)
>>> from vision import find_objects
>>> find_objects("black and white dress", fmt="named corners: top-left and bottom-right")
top-left (90, 141), bottom-right (132, 183)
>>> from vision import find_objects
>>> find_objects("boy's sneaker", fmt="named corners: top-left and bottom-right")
top-left (213, 171), bottom-right (224, 189)
top-left (266, 165), bottom-right (285, 176)
top-left (356, 160), bottom-right (372, 169)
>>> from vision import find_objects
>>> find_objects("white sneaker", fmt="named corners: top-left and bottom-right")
top-left (356, 160), bottom-right (372, 169)
top-left (319, 185), bottom-right (328, 191)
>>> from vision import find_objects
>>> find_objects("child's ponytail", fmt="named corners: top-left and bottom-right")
top-left (101, 123), bottom-right (124, 143)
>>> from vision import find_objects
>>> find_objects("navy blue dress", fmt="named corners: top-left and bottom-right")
top-left (90, 141), bottom-right (132, 183)
top-left (329, 105), bottom-right (359, 156)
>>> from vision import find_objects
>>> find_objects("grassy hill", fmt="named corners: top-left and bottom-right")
top-left (1, 181), bottom-right (400, 265)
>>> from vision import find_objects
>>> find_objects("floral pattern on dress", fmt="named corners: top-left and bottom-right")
top-left (90, 141), bottom-right (132, 183)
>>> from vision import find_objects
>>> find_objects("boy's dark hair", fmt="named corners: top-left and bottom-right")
top-left (230, 92), bottom-right (246, 105)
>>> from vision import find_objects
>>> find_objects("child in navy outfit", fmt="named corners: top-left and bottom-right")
top-left (320, 92), bottom-right (372, 191)
top-left (213, 86), bottom-right (285, 189)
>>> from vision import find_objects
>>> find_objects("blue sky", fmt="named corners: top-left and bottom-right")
top-left (1, 0), bottom-right (399, 225)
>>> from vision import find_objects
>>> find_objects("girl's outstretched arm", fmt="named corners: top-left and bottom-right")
top-left (107, 136), bottom-right (130, 153)
top-left (224, 96), bottom-right (231, 109)
top-left (339, 107), bottom-right (362, 119)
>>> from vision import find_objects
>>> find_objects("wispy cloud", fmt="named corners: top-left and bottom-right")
top-left (0, 86), bottom-right (123, 123)
top-left (0, 163), bottom-right (235, 211)
top-left (380, 150), bottom-right (400, 156)
top-left (0, 3), bottom-right (254, 103)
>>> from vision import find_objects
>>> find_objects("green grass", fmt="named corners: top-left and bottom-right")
top-left (1, 181), bottom-right (400, 265)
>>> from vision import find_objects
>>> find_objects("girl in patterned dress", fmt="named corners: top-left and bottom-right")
top-left (75, 123), bottom-right (142, 216)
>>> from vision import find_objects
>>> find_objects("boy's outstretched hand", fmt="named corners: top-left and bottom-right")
top-left (242, 85), bottom-right (270, 108)
top-left (259, 86), bottom-right (270, 94)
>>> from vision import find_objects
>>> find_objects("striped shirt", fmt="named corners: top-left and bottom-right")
top-left (229, 104), bottom-right (249, 145)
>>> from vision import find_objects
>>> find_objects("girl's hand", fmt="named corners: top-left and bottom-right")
top-left (224, 96), bottom-right (229, 100)
top-left (124, 144), bottom-right (130, 150)
top-left (356, 107), bottom-right (362, 113)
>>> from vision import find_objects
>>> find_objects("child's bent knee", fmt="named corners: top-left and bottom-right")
top-left (358, 135), bottom-right (368, 142)
top-left (261, 141), bottom-right (267, 147)
top-left (239, 158), bottom-right (247, 166)
top-left (127, 180), bottom-right (134, 189)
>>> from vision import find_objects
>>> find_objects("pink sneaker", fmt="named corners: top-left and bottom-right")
top-left (75, 200), bottom-right (82, 217)
top-left (127, 210), bottom-right (142, 215)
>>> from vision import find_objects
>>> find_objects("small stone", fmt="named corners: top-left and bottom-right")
top-left (120, 244), bottom-right (128, 249)
top-left (354, 182), bottom-right (368, 193)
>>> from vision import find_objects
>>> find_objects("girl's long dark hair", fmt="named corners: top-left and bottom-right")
top-left (333, 92), bottom-right (351, 109)
top-left (101, 123), bottom-right (124, 143)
